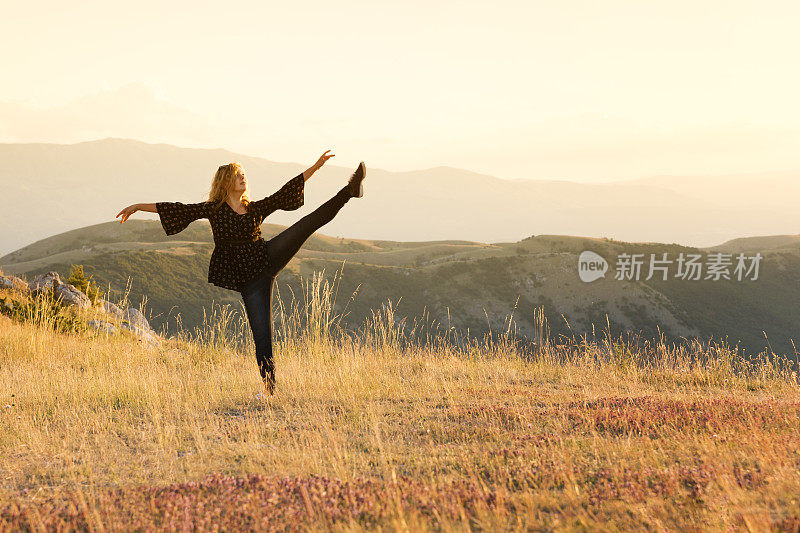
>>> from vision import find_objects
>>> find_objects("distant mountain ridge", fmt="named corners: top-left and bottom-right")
top-left (2, 137), bottom-right (800, 255)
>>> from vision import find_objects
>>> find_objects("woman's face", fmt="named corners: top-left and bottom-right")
top-left (231, 168), bottom-right (248, 193)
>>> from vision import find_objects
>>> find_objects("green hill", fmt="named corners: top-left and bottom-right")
top-left (2, 221), bottom-right (798, 358)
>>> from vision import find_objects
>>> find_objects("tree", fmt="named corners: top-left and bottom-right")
top-left (67, 264), bottom-right (103, 305)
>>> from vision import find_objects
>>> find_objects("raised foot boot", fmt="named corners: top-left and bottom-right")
top-left (347, 161), bottom-right (367, 198)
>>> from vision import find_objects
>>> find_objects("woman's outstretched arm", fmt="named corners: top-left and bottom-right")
top-left (302, 150), bottom-right (336, 182)
top-left (116, 202), bottom-right (156, 223)
top-left (116, 200), bottom-right (209, 235)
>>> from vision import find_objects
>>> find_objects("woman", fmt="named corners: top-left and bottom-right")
top-left (116, 151), bottom-right (367, 395)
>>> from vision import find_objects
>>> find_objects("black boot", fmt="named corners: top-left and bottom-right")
top-left (264, 371), bottom-right (275, 395)
top-left (259, 360), bottom-right (276, 395)
top-left (347, 162), bottom-right (367, 198)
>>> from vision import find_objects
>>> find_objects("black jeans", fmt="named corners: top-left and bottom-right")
top-left (239, 184), bottom-right (351, 384)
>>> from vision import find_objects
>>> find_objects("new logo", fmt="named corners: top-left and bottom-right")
top-left (578, 251), bottom-right (608, 283)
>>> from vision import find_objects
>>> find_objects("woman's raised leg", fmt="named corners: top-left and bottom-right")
top-left (267, 184), bottom-right (352, 272)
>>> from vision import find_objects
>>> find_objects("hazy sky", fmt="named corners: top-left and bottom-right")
top-left (1, 0), bottom-right (799, 181)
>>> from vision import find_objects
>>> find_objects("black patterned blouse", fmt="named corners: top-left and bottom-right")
top-left (156, 173), bottom-right (305, 292)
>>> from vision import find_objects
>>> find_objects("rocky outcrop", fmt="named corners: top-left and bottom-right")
top-left (55, 282), bottom-right (93, 309)
top-left (28, 271), bottom-right (59, 293)
top-left (0, 274), bottom-right (30, 294)
top-left (29, 271), bottom-right (91, 309)
top-left (122, 307), bottom-right (151, 331)
top-left (118, 307), bottom-right (161, 347)
top-left (100, 299), bottom-right (124, 319)
top-left (118, 322), bottom-right (161, 347)
top-left (1, 270), bottom-right (162, 348)
top-left (87, 319), bottom-right (119, 335)
top-left (88, 302), bottom-right (161, 347)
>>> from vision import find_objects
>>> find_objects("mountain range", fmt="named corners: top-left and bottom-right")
top-left (2, 138), bottom-right (799, 255)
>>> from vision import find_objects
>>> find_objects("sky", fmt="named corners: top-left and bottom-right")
top-left (1, 0), bottom-right (799, 181)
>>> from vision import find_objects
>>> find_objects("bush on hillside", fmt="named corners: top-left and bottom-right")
top-left (67, 264), bottom-right (103, 305)
top-left (0, 290), bottom-right (86, 334)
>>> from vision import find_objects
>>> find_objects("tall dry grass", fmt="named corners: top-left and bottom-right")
top-left (1, 269), bottom-right (799, 531)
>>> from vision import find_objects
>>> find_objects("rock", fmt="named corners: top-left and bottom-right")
top-left (120, 322), bottom-right (161, 347)
top-left (0, 274), bottom-right (30, 294)
top-left (29, 271), bottom-right (61, 294)
top-left (54, 282), bottom-right (91, 309)
top-left (29, 271), bottom-right (91, 309)
top-left (88, 319), bottom-right (119, 335)
top-left (123, 307), bottom-right (153, 332)
top-left (99, 299), bottom-right (124, 319)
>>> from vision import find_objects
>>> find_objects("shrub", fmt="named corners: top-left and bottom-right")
top-left (0, 290), bottom-right (86, 334)
top-left (67, 264), bottom-right (103, 305)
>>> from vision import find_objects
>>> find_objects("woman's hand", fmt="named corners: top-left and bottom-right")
top-left (313, 150), bottom-right (335, 170)
top-left (302, 151), bottom-right (335, 181)
top-left (116, 203), bottom-right (140, 223)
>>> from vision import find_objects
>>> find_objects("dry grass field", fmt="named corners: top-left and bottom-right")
top-left (1, 275), bottom-right (799, 531)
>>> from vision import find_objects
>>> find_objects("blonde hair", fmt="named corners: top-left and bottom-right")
top-left (207, 162), bottom-right (251, 212)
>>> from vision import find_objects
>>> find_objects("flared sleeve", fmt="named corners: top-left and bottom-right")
top-left (155, 200), bottom-right (210, 235)
top-left (249, 173), bottom-right (305, 218)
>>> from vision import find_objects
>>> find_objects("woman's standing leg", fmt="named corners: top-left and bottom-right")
top-left (267, 184), bottom-right (352, 272)
top-left (240, 272), bottom-right (277, 392)
top-left (241, 181), bottom-right (355, 394)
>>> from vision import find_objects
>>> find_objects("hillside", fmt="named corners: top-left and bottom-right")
top-left (2, 220), bottom-right (799, 358)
